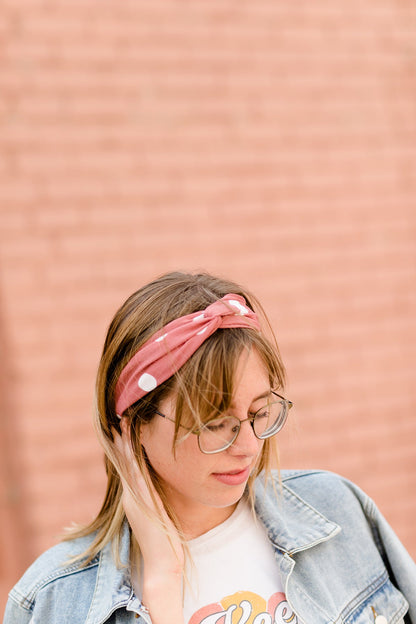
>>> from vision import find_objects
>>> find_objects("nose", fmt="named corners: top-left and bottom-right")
top-left (227, 419), bottom-right (262, 457)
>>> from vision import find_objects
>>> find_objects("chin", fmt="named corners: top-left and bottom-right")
top-left (209, 489), bottom-right (247, 510)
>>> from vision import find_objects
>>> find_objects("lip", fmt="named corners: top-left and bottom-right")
top-left (211, 466), bottom-right (251, 486)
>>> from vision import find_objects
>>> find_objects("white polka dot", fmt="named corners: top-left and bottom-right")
top-left (197, 326), bottom-right (208, 335)
top-left (155, 333), bottom-right (168, 343)
top-left (193, 313), bottom-right (205, 322)
top-left (229, 300), bottom-right (249, 315)
top-left (138, 373), bottom-right (158, 392)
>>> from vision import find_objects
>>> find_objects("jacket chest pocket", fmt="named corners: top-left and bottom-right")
top-left (344, 578), bottom-right (409, 624)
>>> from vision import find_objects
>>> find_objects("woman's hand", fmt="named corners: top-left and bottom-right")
top-left (113, 418), bottom-right (185, 624)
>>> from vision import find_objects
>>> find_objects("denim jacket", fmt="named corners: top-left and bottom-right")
top-left (3, 470), bottom-right (416, 624)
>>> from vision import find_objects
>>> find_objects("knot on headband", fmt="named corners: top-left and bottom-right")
top-left (115, 294), bottom-right (261, 416)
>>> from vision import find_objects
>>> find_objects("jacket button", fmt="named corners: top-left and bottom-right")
top-left (375, 616), bottom-right (388, 624)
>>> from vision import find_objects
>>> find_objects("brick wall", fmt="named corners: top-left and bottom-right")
top-left (1, 0), bottom-right (416, 612)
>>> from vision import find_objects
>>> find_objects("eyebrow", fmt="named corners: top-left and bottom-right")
top-left (229, 388), bottom-right (272, 409)
top-left (253, 389), bottom-right (273, 402)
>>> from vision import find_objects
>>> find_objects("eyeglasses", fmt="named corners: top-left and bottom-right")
top-left (154, 391), bottom-right (293, 454)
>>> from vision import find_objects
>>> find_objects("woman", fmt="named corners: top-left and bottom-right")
top-left (4, 271), bottom-right (416, 624)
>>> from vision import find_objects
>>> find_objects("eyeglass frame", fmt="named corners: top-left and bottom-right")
top-left (154, 391), bottom-right (293, 454)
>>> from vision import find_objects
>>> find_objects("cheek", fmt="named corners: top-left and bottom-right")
top-left (139, 418), bottom-right (157, 447)
top-left (173, 437), bottom-right (206, 471)
top-left (140, 422), bottom-right (192, 466)
top-left (145, 431), bottom-right (207, 482)
top-left (139, 422), bottom-right (170, 466)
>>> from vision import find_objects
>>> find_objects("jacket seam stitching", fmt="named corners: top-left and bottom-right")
top-left (340, 569), bottom-right (388, 616)
top-left (7, 590), bottom-right (33, 613)
top-left (22, 559), bottom-right (99, 607)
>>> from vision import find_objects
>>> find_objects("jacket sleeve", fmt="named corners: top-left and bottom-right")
top-left (2, 595), bottom-right (32, 624)
top-left (347, 479), bottom-right (416, 623)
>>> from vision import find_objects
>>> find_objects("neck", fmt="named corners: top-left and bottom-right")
top-left (175, 503), bottom-right (239, 540)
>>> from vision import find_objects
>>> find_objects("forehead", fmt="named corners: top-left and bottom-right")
top-left (230, 348), bottom-right (272, 398)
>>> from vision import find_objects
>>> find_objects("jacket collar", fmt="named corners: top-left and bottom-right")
top-left (85, 522), bottom-right (145, 624)
top-left (254, 471), bottom-right (341, 555)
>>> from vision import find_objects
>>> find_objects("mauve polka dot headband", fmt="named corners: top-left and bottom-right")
top-left (114, 294), bottom-right (261, 416)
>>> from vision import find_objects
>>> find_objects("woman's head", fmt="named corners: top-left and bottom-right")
top-left (88, 272), bottom-right (287, 552)
top-left (137, 346), bottom-right (284, 536)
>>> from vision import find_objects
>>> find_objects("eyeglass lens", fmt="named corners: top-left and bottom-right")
top-left (198, 399), bottom-right (287, 453)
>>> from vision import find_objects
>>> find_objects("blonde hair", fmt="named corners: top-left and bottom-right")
top-left (65, 271), bottom-right (286, 565)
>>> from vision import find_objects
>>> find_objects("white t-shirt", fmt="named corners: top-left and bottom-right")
top-left (183, 499), bottom-right (300, 624)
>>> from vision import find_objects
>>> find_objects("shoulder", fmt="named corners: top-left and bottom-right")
top-left (5, 524), bottom-right (134, 624)
top-left (275, 467), bottom-right (370, 498)
top-left (280, 467), bottom-right (366, 496)
top-left (7, 533), bottom-right (100, 615)
top-left (281, 468), bottom-right (372, 506)
top-left (255, 468), bottom-right (375, 521)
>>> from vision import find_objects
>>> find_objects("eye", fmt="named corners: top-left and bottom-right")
top-left (254, 408), bottom-right (270, 420)
top-left (204, 418), bottom-right (229, 433)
